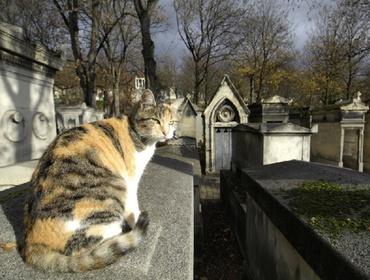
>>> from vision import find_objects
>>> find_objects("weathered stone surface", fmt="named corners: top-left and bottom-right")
top-left (232, 123), bottom-right (317, 170)
top-left (0, 149), bottom-right (194, 279)
top-left (244, 161), bottom-right (370, 279)
top-left (0, 160), bottom-right (37, 187)
top-left (0, 22), bottom-right (64, 167)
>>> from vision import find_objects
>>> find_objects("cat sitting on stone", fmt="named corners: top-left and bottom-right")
top-left (21, 90), bottom-right (178, 272)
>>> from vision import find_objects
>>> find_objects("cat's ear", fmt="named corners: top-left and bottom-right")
top-left (141, 89), bottom-right (156, 108)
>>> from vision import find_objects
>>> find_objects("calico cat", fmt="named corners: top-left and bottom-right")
top-left (21, 90), bottom-right (177, 272)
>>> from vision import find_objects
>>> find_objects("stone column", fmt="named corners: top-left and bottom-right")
top-left (339, 127), bottom-right (344, 168)
top-left (359, 128), bottom-right (364, 172)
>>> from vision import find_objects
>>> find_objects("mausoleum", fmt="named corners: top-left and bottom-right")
top-left (203, 75), bottom-right (249, 173)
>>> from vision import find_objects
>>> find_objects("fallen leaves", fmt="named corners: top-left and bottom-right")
top-left (0, 242), bottom-right (16, 251)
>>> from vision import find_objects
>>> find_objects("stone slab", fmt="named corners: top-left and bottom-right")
top-left (242, 160), bottom-right (370, 278)
top-left (0, 149), bottom-right (194, 279)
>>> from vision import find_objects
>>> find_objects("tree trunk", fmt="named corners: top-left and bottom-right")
top-left (193, 61), bottom-right (201, 105)
top-left (249, 74), bottom-right (254, 103)
top-left (113, 74), bottom-right (120, 116)
top-left (134, 0), bottom-right (161, 95)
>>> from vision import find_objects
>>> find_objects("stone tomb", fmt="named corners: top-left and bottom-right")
top-left (231, 96), bottom-right (317, 170)
top-left (0, 23), bottom-right (64, 167)
top-left (55, 103), bottom-right (104, 133)
top-left (310, 92), bottom-right (369, 172)
top-left (203, 75), bottom-right (249, 173)
top-left (176, 95), bottom-right (203, 144)
top-left (248, 95), bottom-right (292, 123)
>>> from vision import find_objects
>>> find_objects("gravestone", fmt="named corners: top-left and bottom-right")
top-left (55, 103), bottom-right (104, 133)
top-left (0, 23), bottom-right (64, 167)
top-left (203, 75), bottom-right (249, 173)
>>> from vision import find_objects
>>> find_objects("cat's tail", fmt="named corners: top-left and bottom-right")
top-left (24, 212), bottom-right (149, 272)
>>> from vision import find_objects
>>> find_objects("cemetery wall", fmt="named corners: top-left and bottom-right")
top-left (311, 122), bottom-right (341, 165)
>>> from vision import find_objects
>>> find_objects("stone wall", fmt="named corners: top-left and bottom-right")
top-left (311, 123), bottom-right (342, 165)
top-left (221, 162), bottom-right (370, 280)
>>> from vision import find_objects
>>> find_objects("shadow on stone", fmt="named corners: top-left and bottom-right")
top-left (151, 155), bottom-right (193, 177)
top-left (0, 183), bottom-right (30, 252)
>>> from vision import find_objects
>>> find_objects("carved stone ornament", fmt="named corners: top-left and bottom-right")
top-left (32, 112), bottom-right (51, 139)
top-left (217, 104), bottom-right (236, 122)
top-left (2, 110), bottom-right (26, 142)
top-left (340, 91), bottom-right (369, 112)
top-left (262, 95), bottom-right (293, 104)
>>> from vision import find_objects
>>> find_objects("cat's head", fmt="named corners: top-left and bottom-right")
top-left (130, 89), bottom-right (179, 144)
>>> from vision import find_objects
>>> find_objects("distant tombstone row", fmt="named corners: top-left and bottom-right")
top-left (55, 103), bottom-right (104, 133)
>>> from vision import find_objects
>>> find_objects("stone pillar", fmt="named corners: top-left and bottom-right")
top-left (0, 23), bottom-right (64, 167)
top-left (359, 128), bottom-right (364, 172)
top-left (339, 127), bottom-right (344, 168)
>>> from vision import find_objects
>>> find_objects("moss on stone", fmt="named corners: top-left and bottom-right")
top-left (282, 181), bottom-right (370, 238)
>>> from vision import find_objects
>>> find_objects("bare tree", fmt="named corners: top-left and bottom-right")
top-left (305, 6), bottom-right (345, 105)
top-left (336, 0), bottom-right (370, 99)
top-left (100, 0), bottom-right (140, 116)
top-left (133, 0), bottom-right (162, 95)
top-left (0, 0), bottom-right (66, 51)
top-left (236, 0), bottom-right (292, 103)
top-left (174, 0), bottom-right (246, 105)
top-left (53, 0), bottom-right (126, 108)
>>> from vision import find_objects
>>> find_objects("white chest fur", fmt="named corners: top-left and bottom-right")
top-left (132, 144), bottom-right (156, 186)
top-left (124, 144), bottom-right (156, 224)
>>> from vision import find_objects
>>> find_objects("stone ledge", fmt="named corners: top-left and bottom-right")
top-left (0, 149), bottom-right (194, 279)
top-left (0, 160), bottom-right (38, 187)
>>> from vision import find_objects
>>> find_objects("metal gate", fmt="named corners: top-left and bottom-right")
top-left (214, 127), bottom-right (233, 171)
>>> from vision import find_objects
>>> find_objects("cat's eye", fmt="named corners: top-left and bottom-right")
top-left (150, 118), bottom-right (161, 124)
top-left (169, 120), bottom-right (177, 125)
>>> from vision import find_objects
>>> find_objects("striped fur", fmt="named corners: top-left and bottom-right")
top-left (22, 90), bottom-right (177, 272)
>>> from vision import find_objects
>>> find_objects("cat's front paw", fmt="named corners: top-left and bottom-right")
top-left (135, 211), bottom-right (149, 235)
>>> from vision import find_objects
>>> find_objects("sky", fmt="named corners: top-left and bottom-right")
top-left (153, 0), bottom-right (322, 62)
